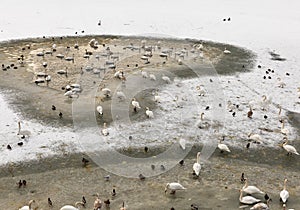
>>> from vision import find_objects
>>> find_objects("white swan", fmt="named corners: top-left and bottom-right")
top-left (145, 107), bottom-right (154, 118)
top-left (239, 189), bottom-right (261, 205)
top-left (218, 138), bottom-right (231, 153)
top-left (149, 73), bottom-right (156, 81)
top-left (242, 178), bottom-right (265, 195)
top-left (102, 123), bottom-right (109, 136)
top-left (153, 91), bottom-right (161, 103)
top-left (280, 121), bottom-right (289, 135)
top-left (250, 199), bottom-right (270, 210)
top-left (141, 70), bottom-right (148, 78)
top-left (102, 88), bottom-right (111, 98)
top-left (260, 95), bottom-right (272, 111)
top-left (19, 200), bottom-right (35, 210)
top-left (93, 193), bottom-right (102, 210)
top-left (162, 74), bottom-right (171, 84)
top-left (193, 152), bottom-right (201, 176)
top-left (179, 138), bottom-right (186, 150)
top-left (248, 133), bottom-right (263, 144)
top-left (64, 90), bottom-right (79, 98)
top-left (17, 121), bottom-right (31, 136)
top-left (280, 137), bottom-right (299, 155)
top-left (280, 179), bottom-right (289, 204)
top-left (96, 105), bottom-right (103, 115)
top-left (196, 85), bottom-right (206, 96)
top-left (131, 98), bottom-right (141, 112)
top-left (223, 47), bottom-right (231, 54)
top-left (116, 91), bottom-right (126, 101)
top-left (60, 202), bottom-right (84, 210)
top-left (195, 113), bottom-right (210, 129)
top-left (164, 182), bottom-right (186, 194)
top-left (277, 77), bottom-right (286, 88)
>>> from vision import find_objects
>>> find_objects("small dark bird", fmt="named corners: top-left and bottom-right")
top-left (266, 71), bottom-right (269, 74)
top-left (219, 103), bottom-right (222, 107)
top-left (246, 142), bottom-right (250, 149)
top-left (242, 65), bottom-right (245, 68)
top-left (18, 180), bottom-right (22, 188)
top-left (98, 20), bottom-right (101, 26)
top-left (112, 188), bottom-right (116, 196)
top-left (160, 165), bottom-right (165, 171)
top-left (82, 196), bottom-right (86, 205)
top-left (104, 199), bottom-right (110, 207)
top-left (171, 207), bottom-right (175, 210)
top-left (17, 142), bottom-right (23, 146)
top-left (241, 172), bottom-right (245, 183)
top-left (264, 115), bottom-right (268, 119)
top-left (104, 175), bottom-right (110, 181)
top-left (209, 79), bottom-right (213, 82)
top-left (268, 76), bottom-right (271, 79)
top-left (22, 180), bottom-right (26, 187)
top-left (232, 112), bottom-right (236, 117)
top-left (52, 105), bottom-right (56, 111)
top-left (258, 65), bottom-right (261, 68)
top-left (151, 165), bottom-right (155, 170)
top-left (179, 159), bottom-right (184, 166)
top-left (7, 144), bottom-right (12, 150)
top-left (21, 135), bottom-right (25, 139)
top-left (286, 72), bottom-right (290, 76)
top-left (135, 64), bottom-right (138, 67)
top-left (59, 112), bottom-right (63, 118)
top-left (271, 70), bottom-right (274, 73)
top-left (205, 106), bottom-right (210, 110)
top-left (223, 18), bottom-right (226, 21)
top-left (144, 146), bottom-right (149, 153)
top-left (247, 107), bottom-right (253, 118)
top-left (82, 157), bottom-right (89, 167)
top-left (81, 30), bottom-right (85, 33)
top-left (75, 32), bottom-right (78, 34)
top-left (48, 197), bottom-right (53, 207)
top-left (139, 174), bottom-right (146, 180)
top-left (227, 17), bottom-right (231, 21)
top-left (191, 204), bottom-right (199, 210)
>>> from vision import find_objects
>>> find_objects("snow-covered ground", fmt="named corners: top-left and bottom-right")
top-left (0, 0), bottom-right (299, 166)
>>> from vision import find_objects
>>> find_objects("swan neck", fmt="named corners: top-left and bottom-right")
top-left (197, 152), bottom-right (200, 163)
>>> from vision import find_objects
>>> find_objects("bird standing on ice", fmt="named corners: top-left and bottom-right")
top-left (102, 123), bottom-right (109, 136)
top-left (131, 98), bottom-right (141, 112)
top-left (145, 107), bottom-right (154, 118)
top-left (280, 179), bottom-right (289, 205)
top-left (19, 200), bottom-right (35, 210)
top-left (217, 137), bottom-right (231, 153)
top-left (193, 152), bottom-right (201, 176)
top-left (164, 182), bottom-right (186, 194)
top-left (17, 121), bottom-right (31, 137)
top-left (223, 47), bottom-right (231, 54)
top-left (96, 105), bottom-right (103, 115)
top-left (279, 137), bottom-right (299, 155)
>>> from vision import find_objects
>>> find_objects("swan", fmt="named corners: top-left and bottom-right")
top-left (60, 202), bottom-right (85, 210)
top-left (56, 54), bottom-right (64, 59)
top-left (279, 137), bottom-right (299, 155)
top-left (248, 133), bottom-right (263, 144)
top-left (179, 138), bottom-right (186, 150)
top-left (17, 121), bottom-right (31, 137)
top-left (193, 152), bottom-right (201, 176)
top-left (250, 199), bottom-right (270, 210)
top-left (242, 178), bottom-right (265, 195)
top-left (141, 69), bottom-right (148, 78)
top-left (278, 105), bottom-right (288, 122)
top-left (162, 74), bottom-right (171, 84)
top-left (120, 201), bottom-right (126, 210)
top-left (280, 121), bottom-right (289, 135)
top-left (195, 112), bottom-right (210, 129)
top-left (153, 91), bottom-right (161, 103)
top-left (116, 91), bottom-right (126, 101)
top-left (93, 193), bottom-right (102, 210)
top-left (260, 95), bottom-right (271, 111)
top-left (64, 90), bottom-right (79, 98)
top-left (19, 200), bottom-right (35, 210)
top-left (164, 182), bottom-right (186, 194)
top-left (280, 179), bottom-right (289, 204)
top-left (131, 98), bottom-right (141, 112)
top-left (218, 138), bottom-right (231, 153)
top-left (96, 105), bottom-right (103, 115)
top-left (102, 123), bottom-right (109, 136)
top-left (102, 88), bottom-right (111, 98)
top-left (149, 73), bottom-right (156, 81)
top-left (223, 47), bottom-right (231, 54)
top-left (196, 85), bottom-right (206, 96)
top-left (57, 69), bottom-right (67, 75)
top-left (239, 189), bottom-right (261, 205)
top-left (145, 107), bottom-right (154, 118)
top-left (277, 77), bottom-right (286, 88)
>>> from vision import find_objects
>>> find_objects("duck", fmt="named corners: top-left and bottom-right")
top-left (193, 152), bottom-right (201, 176)
top-left (247, 105), bottom-right (253, 118)
top-left (242, 178), bottom-right (265, 195)
top-left (280, 179), bottom-right (289, 204)
top-left (164, 182), bottom-right (186, 194)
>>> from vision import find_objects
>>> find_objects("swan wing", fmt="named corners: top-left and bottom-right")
top-left (284, 145), bottom-right (299, 155)
top-left (280, 189), bottom-right (289, 203)
top-left (240, 195), bottom-right (261, 204)
top-left (193, 162), bottom-right (201, 176)
top-left (169, 183), bottom-right (186, 190)
top-left (60, 205), bottom-right (78, 210)
top-left (243, 186), bottom-right (264, 194)
top-left (218, 143), bottom-right (231, 152)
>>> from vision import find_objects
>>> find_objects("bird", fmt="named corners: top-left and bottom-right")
top-left (241, 173), bottom-right (246, 183)
top-left (280, 121), bottom-right (289, 135)
top-left (260, 95), bottom-right (271, 111)
top-left (179, 159), bottom-right (184, 166)
top-left (59, 112), bottom-right (63, 118)
top-left (93, 194), bottom-right (102, 210)
top-left (139, 174), bottom-right (146, 180)
top-left (102, 123), bottom-right (109, 136)
top-left (242, 178), bottom-right (265, 195)
top-left (17, 142), bottom-right (23, 146)
top-left (195, 112), bottom-right (210, 129)
top-left (96, 105), bottom-right (103, 115)
top-left (60, 202), bottom-right (84, 210)
top-left (153, 91), bottom-right (161, 103)
top-left (141, 69), bottom-right (148, 78)
top-left (179, 138), bottom-right (186, 150)
top-left (82, 157), bottom-right (89, 167)
top-left (164, 182), bottom-right (186, 194)
top-left (48, 198), bottom-right (53, 207)
top-left (280, 179), bottom-right (289, 204)
top-left (193, 152), bottom-right (201, 176)
top-left (19, 200), bottom-right (35, 210)
top-left (250, 199), bottom-right (271, 210)
top-left (52, 105), bottom-right (56, 111)
top-left (104, 175), bottom-right (110, 181)
top-left (239, 189), bottom-right (261, 205)
top-left (279, 137), bottom-right (299, 155)
top-left (116, 91), bottom-right (126, 101)
top-left (248, 133), bottom-right (263, 144)
top-left (82, 196), bottom-right (86, 206)
top-left (120, 201), bottom-right (126, 210)
top-left (247, 106), bottom-right (253, 118)
top-left (145, 107), bottom-right (154, 118)
top-left (196, 85), bottom-right (206, 96)
top-left (17, 121), bottom-right (31, 137)
top-left (18, 180), bottom-right (22, 188)
top-left (223, 47), bottom-right (231, 54)
top-left (7, 144), bottom-right (12, 150)
top-left (218, 137), bottom-right (231, 153)
top-left (162, 74), bottom-right (171, 83)
top-left (104, 199), bottom-right (110, 207)
top-left (131, 98), bottom-right (141, 112)
top-left (149, 73), bottom-right (156, 80)
top-left (102, 87), bottom-right (111, 98)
